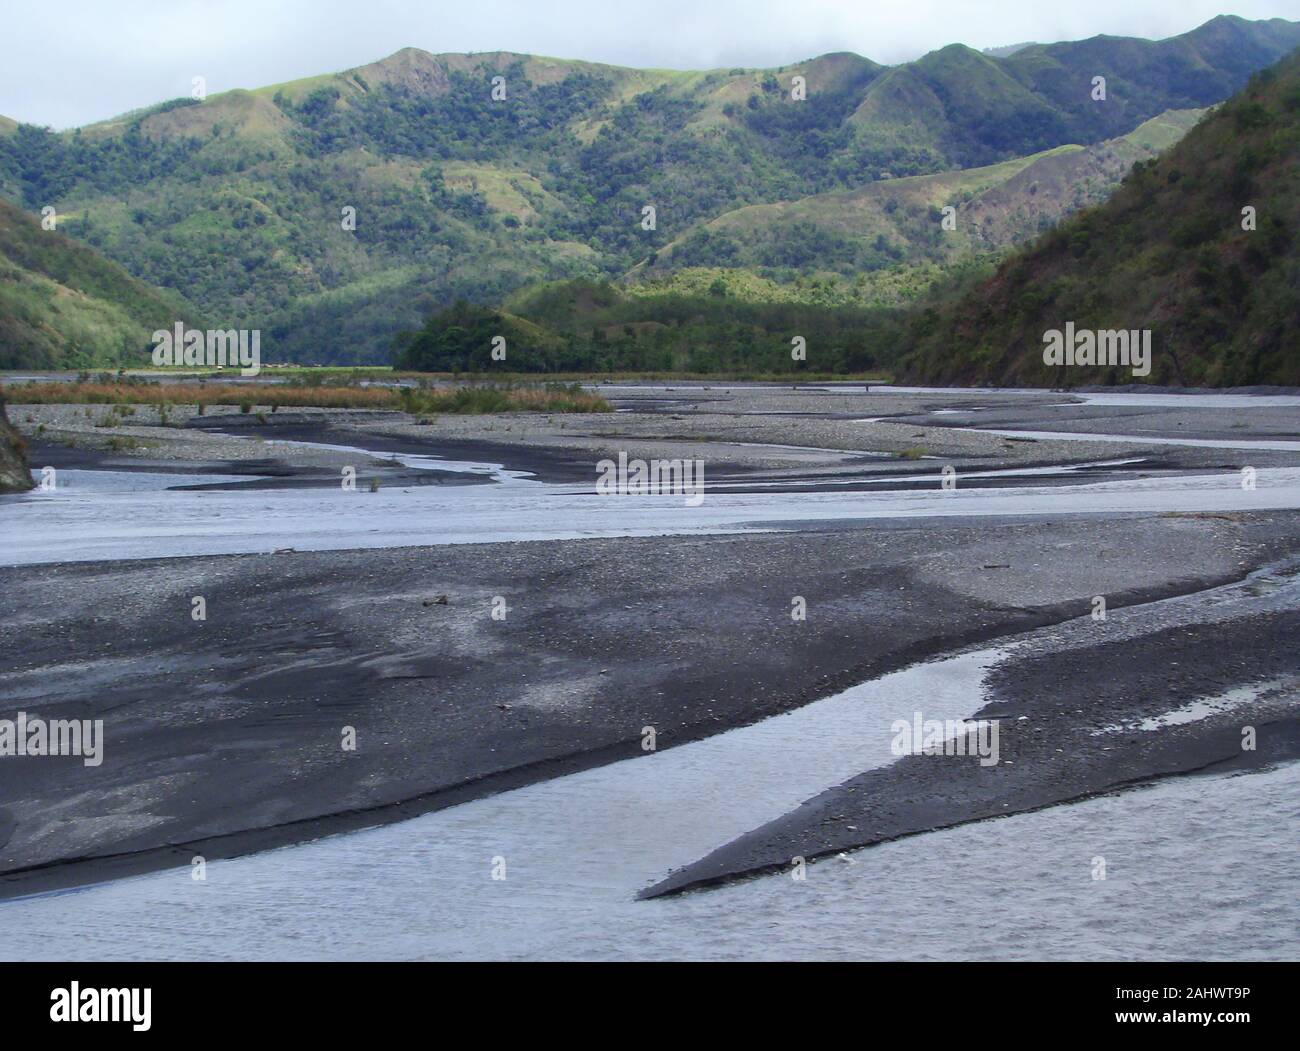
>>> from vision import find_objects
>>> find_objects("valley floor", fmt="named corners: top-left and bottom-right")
top-left (0, 382), bottom-right (1296, 958)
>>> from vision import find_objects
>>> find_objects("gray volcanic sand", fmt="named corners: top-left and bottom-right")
top-left (14, 383), bottom-right (1296, 482)
top-left (643, 555), bottom-right (1300, 897)
top-left (1, 510), bottom-right (1298, 897)
top-left (2, 382), bottom-right (1299, 898)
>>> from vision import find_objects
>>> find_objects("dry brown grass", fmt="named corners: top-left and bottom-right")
top-left (7, 381), bottom-right (610, 414)
top-left (9, 382), bottom-right (394, 409)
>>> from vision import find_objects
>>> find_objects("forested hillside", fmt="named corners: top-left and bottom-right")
top-left (0, 14), bottom-right (1294, 365)
top-left (394, 280), bottom-right (903, 374)
top-left (900, 51), bottom-right (1300, 387)
top-left (647, 111), bottom-right (1201, 279)
top-left (0, 198), bottom-right (196, 369)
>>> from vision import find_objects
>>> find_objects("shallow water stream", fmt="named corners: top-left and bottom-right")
top-left (0, 644), bottom-right (1292, 960)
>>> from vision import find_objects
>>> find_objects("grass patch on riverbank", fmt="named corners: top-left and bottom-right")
top-left (399, 383), bottom-right (609, 414)
top-left (63, 366), bottom-right (892, 383)
top-left (6, 380), bottom-right (611, 414)
top-left (9, 381), bottom-right (396, 409)
top-left (410, 370), bottom-right (894, 383)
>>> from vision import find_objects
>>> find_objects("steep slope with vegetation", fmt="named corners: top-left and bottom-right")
top-left (647, 110), bottom-right (1202, 280)
top-left (0, 199), bottom-right (196, 369)
top-left (901, 51), bottom-right (1300, 387)
top-left (0, 16), bottom-right (1295, 365)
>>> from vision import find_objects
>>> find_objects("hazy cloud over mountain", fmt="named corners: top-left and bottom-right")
top-left (3, 0), bottom-right (1299, 127)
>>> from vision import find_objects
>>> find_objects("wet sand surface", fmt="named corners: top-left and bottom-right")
top-left (1, 382), bottom-right (1297, 928)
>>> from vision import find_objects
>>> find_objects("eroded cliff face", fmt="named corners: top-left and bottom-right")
top-left (0, 401), bottom-right (34, 493)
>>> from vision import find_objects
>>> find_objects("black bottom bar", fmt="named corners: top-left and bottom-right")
top-left (1, 961), bottom-right (1291, 1037)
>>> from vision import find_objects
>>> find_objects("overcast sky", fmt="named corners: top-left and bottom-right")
top-left (3, 0), bottom-right (1299, 128)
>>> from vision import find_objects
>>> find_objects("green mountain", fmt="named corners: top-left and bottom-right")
top-left (0, 15), bottom-right (1296, 365)
top-left (900, 50), bottom-right (1300, 387)
top-left (0, 198), bottom-right (196, 369)
top-left (646, 109), bottom-right (1202, 283)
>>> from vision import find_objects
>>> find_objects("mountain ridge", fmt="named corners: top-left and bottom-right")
top-left (0, 16), bottom-right (1296, 366)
